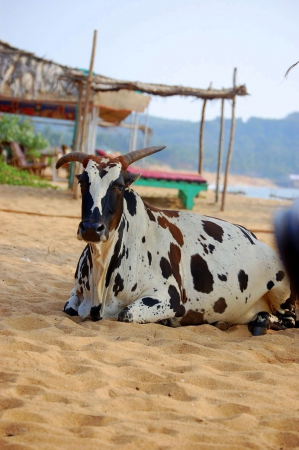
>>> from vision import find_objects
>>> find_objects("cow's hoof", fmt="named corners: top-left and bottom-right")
top-left (64, 305), bottom-right (79, 317)
top-left (118, 308), bottom-right (133, 323)
top-left (249, 325), bottom-right (267, 336)
top-left (90, 305), bottom-right (102, 322)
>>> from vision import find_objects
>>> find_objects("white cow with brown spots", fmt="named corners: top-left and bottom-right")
top-left (56, 146), bottom-right (296, 336)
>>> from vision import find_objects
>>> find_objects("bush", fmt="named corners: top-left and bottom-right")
top-left (0, 115), bottom-right (49, 151)
top-left (0, 159), bottom-right (54, 188)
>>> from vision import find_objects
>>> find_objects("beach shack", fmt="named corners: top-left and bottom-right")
top-left (0, 37), bottom-right (249, 209)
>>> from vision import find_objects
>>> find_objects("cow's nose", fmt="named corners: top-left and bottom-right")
top-left (79, 222), bottom-right (107, 242)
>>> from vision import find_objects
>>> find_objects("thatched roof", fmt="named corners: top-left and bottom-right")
top-left (0, 40), bottom-right (78, 101)
top-left (0, 39), bottom-right (248, 106)
top-left (0, 40), bottom-right (151, 123)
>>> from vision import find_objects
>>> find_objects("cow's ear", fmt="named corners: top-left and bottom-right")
top-left (124, 171), bottom-right (141, 188)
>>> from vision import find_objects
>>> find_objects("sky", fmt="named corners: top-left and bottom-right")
top-left (0, 0), bottom-right (298, 122)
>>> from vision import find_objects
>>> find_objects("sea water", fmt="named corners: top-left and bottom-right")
top-left (209, 185), bottom-right (299, 201)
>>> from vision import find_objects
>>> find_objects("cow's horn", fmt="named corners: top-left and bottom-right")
top-left (56, 152), bottom-right (88, 169)
top-left (118, 145), bottom-right (166, 168)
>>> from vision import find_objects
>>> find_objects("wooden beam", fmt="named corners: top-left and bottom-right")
top-left (198, 99), bottom-right (207, 174)
top-left (221, 68), bottom-right (237, 212)
top-left (215, 99), bottom-right (225, 203)
top-left (80, 30), bottom-right (97, 153)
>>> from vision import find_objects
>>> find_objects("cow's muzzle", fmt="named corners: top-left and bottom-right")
top-left (78, 221), bottom-right (108, 243)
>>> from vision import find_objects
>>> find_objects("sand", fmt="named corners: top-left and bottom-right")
top-left (0, 183), bottom-right (299, 450)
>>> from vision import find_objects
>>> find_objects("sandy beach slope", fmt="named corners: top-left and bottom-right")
top-left (0, 184), bottom-right (299, 450)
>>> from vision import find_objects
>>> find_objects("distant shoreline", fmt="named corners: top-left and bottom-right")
top-left (146, 163), bottom-right (277, 188)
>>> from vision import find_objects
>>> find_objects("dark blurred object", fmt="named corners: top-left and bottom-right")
top-left (274, 199), bottom-right (299, 295)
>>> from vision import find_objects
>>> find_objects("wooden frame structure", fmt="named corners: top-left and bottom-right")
top-left (66, 51), bottom-right (248, 210)
top-left (0, 36), bottom-right (249, 210)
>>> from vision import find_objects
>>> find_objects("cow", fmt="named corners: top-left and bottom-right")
top-left (56, 146), bottom-right (297, 336)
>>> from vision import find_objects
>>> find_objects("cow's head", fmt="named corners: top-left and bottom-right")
top-left (56, 146), bottom-right (165, 243)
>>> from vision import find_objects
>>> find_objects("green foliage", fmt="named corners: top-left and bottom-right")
top-left (0, 115), bottom-right (49, 150)
top-left (0, 159), bottom-right (54, 188)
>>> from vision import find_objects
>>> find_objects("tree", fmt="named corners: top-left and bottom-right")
top-left (0, 115), bottom-right (49, 151)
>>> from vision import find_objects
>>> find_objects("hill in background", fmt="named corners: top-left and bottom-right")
top-left (33, 112), bottom-right (299, 186)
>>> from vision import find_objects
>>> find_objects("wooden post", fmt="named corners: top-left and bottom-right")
top-left (221, 68), bottom-right (237, 212)
top-left (143, 105), bottom-right (149, 147)
top-left (68, 83), bottom-right (83, 189)
top-left (73, 30), bottom-right (97, 199)
top-left (132, 112), bottom-right (139, 150)
top-left (215, 99), bottom-right (225, 202)
top-left (74, 82), bottom-right (83, 151)
top-left (80, 30), bottom-right (97, 153)
top-left (198, 99), bottom-right (207, 174)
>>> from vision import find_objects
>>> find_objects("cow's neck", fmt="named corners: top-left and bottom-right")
top-left (88, 226), bottom-right (120, 300)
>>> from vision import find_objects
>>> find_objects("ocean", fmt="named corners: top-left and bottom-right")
top-left (209, 185), bottom-right (299, 201)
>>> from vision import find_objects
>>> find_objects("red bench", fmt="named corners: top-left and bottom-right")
top-left (96, 150), bottom-right (208, 210)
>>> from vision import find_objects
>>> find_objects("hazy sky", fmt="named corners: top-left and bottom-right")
top-left (0, 0), bottom-right (298, 122)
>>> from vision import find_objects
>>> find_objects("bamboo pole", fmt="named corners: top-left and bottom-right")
top-left (215, 99), bottom-right (225, 202)
top-left (73, 30), bottom-right (97, 199)
top-left (198, 99), bottom-right (207, 174)
top-left (128, 113), bottom-right (134, 152)
top-left (74, 82), bottom-right (83, 151)
top-left (221, 68), bottom-right (237, 212)
top-left (80, 30), bottom-right (97, 153)
top-left (143, 105), bottom-right (149, 147)
top-left (67, 83), bottom-right (83, 189)
top-left (132, 112), bottom-right (139, 150)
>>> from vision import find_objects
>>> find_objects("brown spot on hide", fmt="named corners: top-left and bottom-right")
top-left (276, 271), bottom-right (285, 282)
top-left (202, 220), bottom-right (224, 243)
top-left (190, 254), bottom-right (214, 294)
top-left (238, 270), bottom-right (248, 292)
top-left (213, 297), bottom-right (227, 314)
top-left (218, 274), bottom-right (227, 282)
top-left (145, 204), bottom-right (156, 222)
top-left (163, 210), bottom-right (180, 218)
top-left (113, 273), bottom-right (124, 296)
top-left (125, 190), bottom-right (137, 216)
top-left (160, 257), bottom-right (172, 279)
top-left (157, 215), bottom-right (184, 247)
top-left (105, 220), bottom-right (125, 287)
top-left (182, 288), bottom-right (187, 304)
top-left (160, 243), bottom-right (182, 291)
top-left (169, 285), bottom-right (185, 317)
top-left (267, 280), bottom-right (274, 290)
top-left (168, 243), bottom-right (182, 290)
top-left (131, 283), bottom-right (137, 292)
top-left (180, 310), bottom-right (208, 326)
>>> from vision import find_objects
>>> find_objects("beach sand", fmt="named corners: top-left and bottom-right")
top-left (0, 183), bottom-right (299, 450)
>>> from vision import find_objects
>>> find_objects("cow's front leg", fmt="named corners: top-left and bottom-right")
top-left (63, 288), bottom-right (80, 316)
top-left (118, 288), bottom-right (186, 324)
top-left (64, 244), bottom-right (101, 321)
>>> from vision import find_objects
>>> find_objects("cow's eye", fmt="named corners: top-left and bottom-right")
top-left (112, 184), bottom-right (124, 191)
